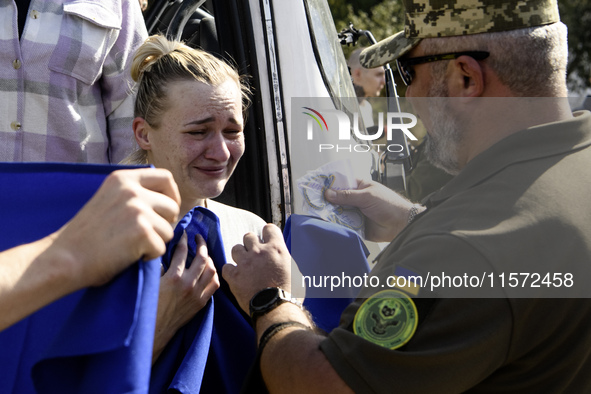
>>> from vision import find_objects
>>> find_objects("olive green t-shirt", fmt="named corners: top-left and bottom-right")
top-left (320, 111), bottom-right (591, 393)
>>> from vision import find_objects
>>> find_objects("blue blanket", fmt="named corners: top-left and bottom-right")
top-left (0, 163), bottom-right (159, 394)
top-left (0, 164), bottom-right (371, 393)
top-left (0, 163), bottom-right (257, 394)
top-left (284, 214), bottom-right (371, 332)
top-left (150, 207), bottom-right (256, 394)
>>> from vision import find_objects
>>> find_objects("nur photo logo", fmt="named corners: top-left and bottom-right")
top-left (302, 107), bottom-right (418, 153)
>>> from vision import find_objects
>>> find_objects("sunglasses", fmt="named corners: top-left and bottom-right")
top-left (395, 51), bottom-right (490, 86)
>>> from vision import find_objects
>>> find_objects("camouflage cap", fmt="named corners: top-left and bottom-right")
top-left (360, 0), bottom-right (560, 69)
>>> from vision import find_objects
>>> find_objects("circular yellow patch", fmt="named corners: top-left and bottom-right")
top-left (353, 289), bottom-right (418, 349)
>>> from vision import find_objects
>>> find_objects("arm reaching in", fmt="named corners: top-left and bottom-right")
top-left (224, 225), bottom-right (293, 312)
top-left (223, 225), bottom-right (353, 393)
top-left (0, 168), bottom-right (181, 331)
top-left (324, 179), bottom-right (425, 242)
top-left (152, 232), bottom-right (220, 363)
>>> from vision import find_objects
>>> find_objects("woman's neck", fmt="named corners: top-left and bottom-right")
top-left (179, 198), bottom-right (207, 222)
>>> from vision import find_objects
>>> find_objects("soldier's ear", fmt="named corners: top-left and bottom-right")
top-left (449, 55), bottom-right (484, 98)
top-left (133, 117), bottom-right (152, 150)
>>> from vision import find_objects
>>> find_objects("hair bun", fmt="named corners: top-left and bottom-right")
top-left (131, 35), bottom-right (185, 82)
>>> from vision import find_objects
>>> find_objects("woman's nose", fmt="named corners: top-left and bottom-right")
top-left (204, 132), bottom-right (231, 162)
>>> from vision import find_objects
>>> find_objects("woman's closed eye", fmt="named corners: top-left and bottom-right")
top-left (186, 130), bottom-right (207, 138)
top-left (223, 129), bottom-right (243, 138)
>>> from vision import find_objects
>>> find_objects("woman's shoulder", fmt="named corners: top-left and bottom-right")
top-left (206, 199), bottom-right (267, 232)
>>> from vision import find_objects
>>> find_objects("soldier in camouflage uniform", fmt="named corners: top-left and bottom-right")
top-left (223, 1), bottom-right (591, 392)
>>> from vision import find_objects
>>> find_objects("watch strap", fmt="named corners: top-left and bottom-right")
top-left (249, 287), bottom-right (302, 323)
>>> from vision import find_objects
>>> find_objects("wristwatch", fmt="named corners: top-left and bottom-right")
top-left (249, 287), bottom-right (302, 323)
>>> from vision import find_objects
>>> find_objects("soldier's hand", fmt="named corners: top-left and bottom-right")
top-left (325, 179), bottom-right (419, 242)
top-left (223, 224), bottom-right (292, 313)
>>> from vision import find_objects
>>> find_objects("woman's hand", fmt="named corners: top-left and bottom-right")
top-left (152, 231), bottom-right (220, 363)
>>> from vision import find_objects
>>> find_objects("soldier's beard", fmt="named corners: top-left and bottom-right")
top-left (423, 79), bottom-right (463, 175)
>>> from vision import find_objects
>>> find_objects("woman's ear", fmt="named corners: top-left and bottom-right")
top-left (132, 117), bottom-right (151, 150)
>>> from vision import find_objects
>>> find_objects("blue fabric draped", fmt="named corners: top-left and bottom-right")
top-left (0, 163), bottom-right (369, 394)
top-left (0, 163), bottom-right (160, 394)
top-left (0, 163), bottom-right (257, 394)
top-left (149, 207), bottom-right (256, 394)
top-left (283, 214), bottom-right (371, 333)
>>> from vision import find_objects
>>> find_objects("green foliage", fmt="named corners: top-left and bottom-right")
top-left (558, 0), bottom-right (591, 92)
top-left (331, 0), bottom-right (405, 60)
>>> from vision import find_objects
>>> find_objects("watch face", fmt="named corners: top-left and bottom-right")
top-left (252, 288), bottom-right (279, 309)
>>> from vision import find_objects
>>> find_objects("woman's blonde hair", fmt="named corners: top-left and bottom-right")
top-left (124, 35), bottom-right (251, 164)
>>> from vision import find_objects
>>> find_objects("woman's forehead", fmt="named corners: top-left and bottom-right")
top-left (163, 80), bottom-right (243, 123)
top-left (167, 79), bottom-right (241, 103)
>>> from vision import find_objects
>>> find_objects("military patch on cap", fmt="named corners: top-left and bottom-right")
top-left (353, 289), bottom-right (418, 349)
top-left (360, 0), bottom-right (560, 68)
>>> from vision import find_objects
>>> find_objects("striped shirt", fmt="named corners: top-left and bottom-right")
top-left (0, 0), bottom-right (147, 163)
